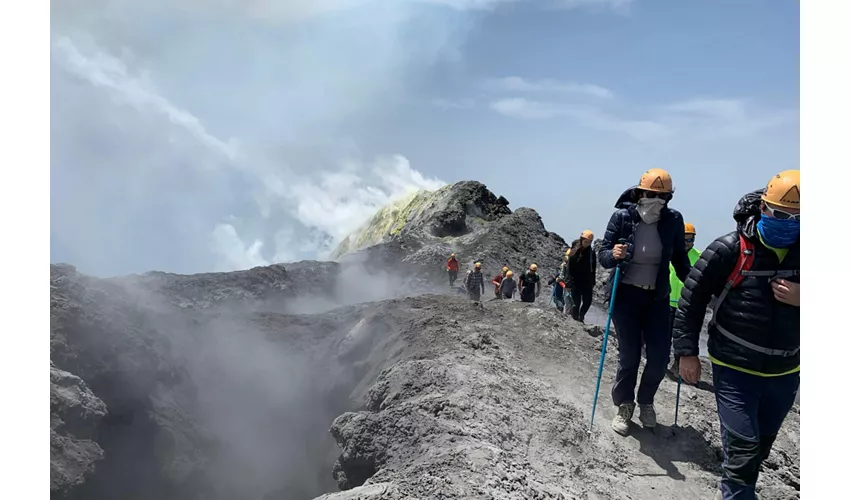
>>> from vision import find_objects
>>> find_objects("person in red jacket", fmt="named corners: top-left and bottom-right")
top-left (492, 266), bottom-right (509, 298)
top-left (446, 253), bottom-right (459, 286)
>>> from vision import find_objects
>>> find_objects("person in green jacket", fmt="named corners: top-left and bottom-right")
top-left (669, 222), bottom-right (701, 332)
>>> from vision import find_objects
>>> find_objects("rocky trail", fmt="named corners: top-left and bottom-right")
top-left (50, 181), bottom-right (800, 500)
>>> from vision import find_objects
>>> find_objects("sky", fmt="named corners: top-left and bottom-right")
top-left (50, 0), bottom-right (800, 277)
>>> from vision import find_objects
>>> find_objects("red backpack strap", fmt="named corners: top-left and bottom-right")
top-left (727, 234), bottom-right (755, 287)
top-left (710, 234), bottom-right (755, 326)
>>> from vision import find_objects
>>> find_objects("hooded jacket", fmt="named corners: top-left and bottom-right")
top-left (672, 190), bottom-right (800, 376)
top-left (598, 186), bottom-right (691, 302)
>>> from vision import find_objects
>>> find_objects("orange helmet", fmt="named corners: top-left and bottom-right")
top-left (529, 264), bottom-right (538, 271)
top-left (506, 270), bottom-right (514, 278)
top-left (761, 170), bottom-right (800, 209)
top-left (474, 262), bottom-right (482, 269)
top-left (502, 266), bottom-right (509, 273)
top-left (684, 222), bottom-right (696, 235)
top-left (581, 229), bottom-right (594, 240)
top-left (638, 168), bottom-right (673, 193)
top-left (450, 253), bottom-right (456, 258)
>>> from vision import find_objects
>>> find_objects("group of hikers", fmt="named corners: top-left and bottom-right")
top-left (445, 168), bottom-right (800, 500)
top-left (446, 254), bottom-right (542, 303)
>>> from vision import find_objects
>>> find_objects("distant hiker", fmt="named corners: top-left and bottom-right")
top-left (446, 253), bottom-right (460, 286)
top-left (464, 262), bottom-right (486, 301)
top-left (667, 222), bottom-right (702, 373)
top-left (519, 264), bottom-right (541, 303)
top-left (598, 168), bottom-right (691, 436)
top-left (552, 277), bottom-right (568, 310)
top-left (561, 229), bottom-right (597, 323)
top-left (492, 266), bottom-right (510, 298)
top-left (500, 270), bottom-right (517, 299)
top-left (673, 170), bottom-right (800, 500)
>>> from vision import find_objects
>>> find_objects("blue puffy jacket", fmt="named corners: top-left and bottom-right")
top-left (598, 186), bottom-right (692, 303)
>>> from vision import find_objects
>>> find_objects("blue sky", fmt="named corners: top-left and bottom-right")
top-left (50, 0), bottom-right (799, 276)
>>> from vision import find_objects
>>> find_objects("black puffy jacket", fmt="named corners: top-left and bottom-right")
top-left (672, 190), bottom-right (800, 375)
top-left (598, 186), bottom-right (691, 303)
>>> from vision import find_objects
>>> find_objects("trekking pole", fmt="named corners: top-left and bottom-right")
top-left (589, 238), bottom-right (627, 432)
top-left (673, 375), bottom-right (682, 427)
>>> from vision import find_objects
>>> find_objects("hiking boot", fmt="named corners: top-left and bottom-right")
top-left (612, 403), bottom-right (635, 436)
top-left (638, 404), bottom-right (657, 428)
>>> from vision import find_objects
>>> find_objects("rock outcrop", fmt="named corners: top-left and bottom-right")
top-left (49, 181), bottom-right (799, 500)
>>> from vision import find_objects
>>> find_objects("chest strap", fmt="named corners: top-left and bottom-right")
top-left (715, 323), bottom-right (800, 358)
top-left (709, 268), bottom-right (799, 357)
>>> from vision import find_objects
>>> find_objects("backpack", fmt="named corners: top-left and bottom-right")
top-left (707, 233), bottom-right (800, 357)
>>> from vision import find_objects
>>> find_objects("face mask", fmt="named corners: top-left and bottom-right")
top-left (757, 216), bottom-right (799, 248)
top-left (636, 198), bottom-right (666, 224)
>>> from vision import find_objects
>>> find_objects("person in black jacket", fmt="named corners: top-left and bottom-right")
top-left (598, 168), bottom-right (691, 436)
top-left (674, 170), bottom-right (800, 500)
top-left (561, 229), bottom-right (597, 322)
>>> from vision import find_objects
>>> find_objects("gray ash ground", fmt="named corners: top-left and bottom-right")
top-left (50, 181), bottom-right (799, 500)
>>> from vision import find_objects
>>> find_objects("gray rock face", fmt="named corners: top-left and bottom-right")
top-left (51, 362), bottom-right (108, 497)
top-left (49, 180), bottom-right (799, 500)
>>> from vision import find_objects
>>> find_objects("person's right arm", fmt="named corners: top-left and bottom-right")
top-left (673, 234), bottom-right (737, 359)
top-left (598, 212), bottom-right (623, 269)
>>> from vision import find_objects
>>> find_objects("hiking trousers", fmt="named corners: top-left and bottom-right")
top-left (610, 284), bottom-right (671, 406)
top-left (713, 365), bottom-right (799, 500)
top-left (468, 290), bottom-right (481, 301)
top-left (571, 283), bottom-right (593, 320)
top-left (448, 270), bottom-right (458, 286)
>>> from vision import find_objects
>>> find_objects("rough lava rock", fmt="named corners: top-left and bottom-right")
top-left (49, 181), bottom-right (799, 500)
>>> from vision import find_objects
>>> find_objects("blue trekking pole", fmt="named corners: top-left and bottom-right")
top-left (590, 238), bottom-right (627, 431)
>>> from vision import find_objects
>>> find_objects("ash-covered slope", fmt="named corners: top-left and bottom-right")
top-left (49, 181), bottom-right (799, 500)
top-left (335, 181), bottom-right (568, 289)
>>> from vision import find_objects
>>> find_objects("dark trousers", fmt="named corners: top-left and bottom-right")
top-left (611, 284), bottom-right (672, 406)
top-left (713, 365), bottom-right (799, 499)
top-left (448, 270), bottom-right (458, 286)
top-left (468, 289), bottom-right (481, 301)
top-left (571, 284), bottom-right (593, 320)
top-left (520, 286), bottom-right (536, 303)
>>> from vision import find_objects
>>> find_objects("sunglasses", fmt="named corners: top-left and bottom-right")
top-left (764, 204), bottom-right (800, 222)
top-left (640, 190), bottom-right (672, 201)
top-left (685, 237), bottom-right (695, 243)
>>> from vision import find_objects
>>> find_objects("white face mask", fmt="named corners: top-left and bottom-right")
top-left (636, 197), bottom-right (666, 224)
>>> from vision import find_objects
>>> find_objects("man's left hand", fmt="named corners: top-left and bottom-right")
top-left (772, 279), bottom-right (800, 307)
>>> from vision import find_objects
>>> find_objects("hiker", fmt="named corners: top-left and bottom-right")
top-left (446, 253), bottom-right (459, 286)
top-left (598, 168), bottom-right (691, 435)
top-left (492, 266), bottom-right (509, 298)
top-left (561, 229), bottom-right (597, 323)
top-left (673, 170), bottom-right (800, 500)
top-left (553, 276), bottom-right (568, 310)
top-left (519, 264), bottom-right (541, 303)
top-left (667, 222), bottom-right (702, 374)
top-left (464, 262), bottom-right (486, 301)
top-left (500, 270), bottom-right (517, 299)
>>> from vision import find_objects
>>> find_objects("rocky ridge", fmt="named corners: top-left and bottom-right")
top-left (49, 181), bottom-right (799, 500)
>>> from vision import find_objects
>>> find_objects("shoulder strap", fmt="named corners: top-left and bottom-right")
top-left (709, 234), bottom-right (752, 327)
top-left (727, 234), bottom-right (755, 288)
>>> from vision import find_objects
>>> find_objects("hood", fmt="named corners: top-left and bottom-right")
top-left (733, 189), bottom-right (765, 237)
top-left (614, 186), bottom-right (638, 209)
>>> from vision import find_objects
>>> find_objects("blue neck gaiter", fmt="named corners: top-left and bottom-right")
top-left (757, 216), bottom-right (800, 248)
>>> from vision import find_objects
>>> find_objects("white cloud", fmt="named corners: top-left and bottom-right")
top-left (432, 97), bottom-right (477, 109)
top-left (421, 0), bottom-right (632, 11)
top-left (490, 93), bottom-right (796, 143)
top-left (52, 28), bottom-right (447, 273)
top-left (490, 76), bottom-right (614, 99)
top-left (490, 97), bottom-right (671, 140)
top-left (212, 223), bottom-right (270, 271)
top-left (665, 98), bottom-right (747, 121)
